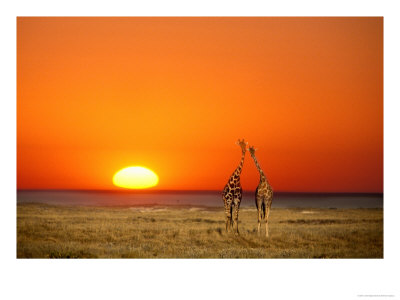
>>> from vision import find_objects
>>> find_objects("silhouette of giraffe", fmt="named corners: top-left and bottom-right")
top-left (222, 139), bottom-right (248, 234)
top-left (248, 146), bottom-right (273, 237)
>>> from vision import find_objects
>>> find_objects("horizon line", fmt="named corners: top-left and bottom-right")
top-left (16, 189), bottom-right (384, 195)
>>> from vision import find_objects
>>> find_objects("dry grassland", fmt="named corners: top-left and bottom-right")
top-left (17, 203), bottom-right (383, 258)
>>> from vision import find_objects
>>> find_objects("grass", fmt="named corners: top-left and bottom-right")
top-left (17, 203), bottom-right (383, 258)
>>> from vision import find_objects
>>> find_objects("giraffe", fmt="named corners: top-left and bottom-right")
top-left (248, 146), bottom-right (273, 237)
top-left (222, 139), bottom-right (248, 234)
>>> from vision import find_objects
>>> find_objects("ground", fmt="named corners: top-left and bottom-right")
top-left (17, 203), bottom-right (383, 258)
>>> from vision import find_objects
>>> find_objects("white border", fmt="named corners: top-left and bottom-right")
top-left (2, 1), bottom-right (399, 300)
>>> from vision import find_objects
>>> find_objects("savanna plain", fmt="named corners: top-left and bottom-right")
top-left (17, 204), bottom-right (383, 258)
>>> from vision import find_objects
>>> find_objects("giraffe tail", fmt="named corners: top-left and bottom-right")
top-left (261, 202), bottom-right (266, 219)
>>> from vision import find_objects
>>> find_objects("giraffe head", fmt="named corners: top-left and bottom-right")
top-left (248, 146), bottom-right (257, 156)
top-left (236, 139), bottom-right (248, 153)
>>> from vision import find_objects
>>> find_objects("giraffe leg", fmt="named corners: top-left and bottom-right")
top-left (225, 210), bottom-right (232, 233)
top-left (233, 204), bottom-right (240, 235)
top-left (256, 195), bottom-right (263, 236)
top-left (224, 199), bottom-right (232, 233)
top-left (265, 204), bottom-right (271, 238)
top-left (230, 205), bottom-right (234, 231)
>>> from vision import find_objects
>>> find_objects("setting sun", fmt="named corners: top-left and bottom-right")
top-left (112, 166), bottom-right (159, 189)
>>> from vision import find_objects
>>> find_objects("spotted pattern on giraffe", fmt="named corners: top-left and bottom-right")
top-left (249, 146), bottom-right (273, 237)
top-left (222, 139), bottom-right (247, 234)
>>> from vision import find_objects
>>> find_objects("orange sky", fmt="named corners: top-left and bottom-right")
top-left (17, 17), bottom-right (383, 192)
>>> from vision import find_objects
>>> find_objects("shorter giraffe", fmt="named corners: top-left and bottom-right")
top-left (248, 146), bottom-right (273, 237)
top-left (222, 139), bottom-right (248, 234)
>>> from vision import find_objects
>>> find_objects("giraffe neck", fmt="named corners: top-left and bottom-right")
top-left (233, 150), bottom-right (246, 177)
top-left (251, 154), bottom-right (266, 179)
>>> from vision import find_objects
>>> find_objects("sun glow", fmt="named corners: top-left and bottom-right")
top-left (113, 166), bottom-right (159, 189)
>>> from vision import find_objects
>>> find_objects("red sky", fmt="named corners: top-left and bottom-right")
top-left (17, 17), bottom-right (383, 192)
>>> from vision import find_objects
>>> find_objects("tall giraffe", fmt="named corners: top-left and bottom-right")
top-left (248, 146), bottom-right (273, 237)
top-left (222, 139), bottom-right (248, 234)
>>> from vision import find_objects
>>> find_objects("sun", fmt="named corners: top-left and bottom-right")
top-left (113, 166), bottom-right (159, 189)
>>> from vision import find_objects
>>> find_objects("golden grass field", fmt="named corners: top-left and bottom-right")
top-left (17, 203), bottom-right (383, 258)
